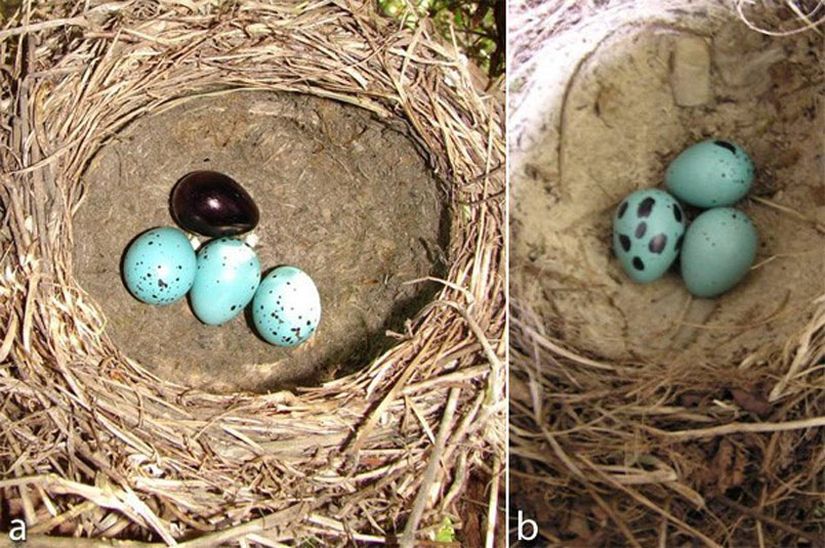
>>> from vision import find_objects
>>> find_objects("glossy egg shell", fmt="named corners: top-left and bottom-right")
top-left (252, 266), bottom-right (321, 347)
top-left (680, 207), bottom-right (758, 298)
top-left (613, 189), bottom-right (686, 283)
top-left (123, 227), bottom-right (197, 305)
top-left (190, 238), bottom-right (261, 325)
top-left (665, 139), bottom-right (755, 208)
top-left (171, 171), bottom-right (260, 237)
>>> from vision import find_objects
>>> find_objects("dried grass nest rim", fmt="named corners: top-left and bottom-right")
top-left (509, 1), bottom-right (824, 546)
top-left (0, 1), bottom-right (506, 546)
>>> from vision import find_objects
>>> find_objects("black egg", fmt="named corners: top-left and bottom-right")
top-left (170, 171), bottom-right (259, 237)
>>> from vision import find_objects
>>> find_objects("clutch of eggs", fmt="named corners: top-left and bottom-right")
top-left (613, 139), bottom-right (758, 297)
top-left (122, 172), bottom-right (321, 347)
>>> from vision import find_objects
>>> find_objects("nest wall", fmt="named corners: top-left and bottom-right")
top-left (510, 0), bottom-right (824, 546)
top-left (0, 1), bottom-right (505, 545)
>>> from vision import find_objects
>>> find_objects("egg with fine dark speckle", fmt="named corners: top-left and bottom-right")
top-left (665, 139), bottom-right (755, 208)
top-left (680, 207), bottom-right (758, 298)
top-left (123, 227), bottom-right (197, 305)
top-left (190, 238), bottom-right (261, 325)
top-left (252, 266), bottom-right (321, 347)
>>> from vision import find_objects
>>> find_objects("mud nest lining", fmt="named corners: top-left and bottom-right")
top-left (0, 1), bottom-right (505, 545)
top-left (73, 90), bottom-right (450, 393)
top-left (510, 1), bottom-right (824, 546)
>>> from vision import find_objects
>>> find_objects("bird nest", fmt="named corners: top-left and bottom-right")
top-left (510, 0), bottom-right (824, 546)
top-left (0, 1), bottom-right (505, 545)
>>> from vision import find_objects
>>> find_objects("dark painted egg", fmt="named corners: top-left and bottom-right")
top-left (170, 171), bottom-right (259, 237)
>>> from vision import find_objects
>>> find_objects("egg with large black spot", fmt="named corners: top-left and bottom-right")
top-left (612, 189), bottom-right (686, 283)
top-left (665, 139), bottom-right (755, 208)
top-left (122, 227), bottom-right (197, 305)
top-left (252, 266), bottom-right (321, 347)
top-left (189, 238), bottom-right (261, 325)
top-left (171, 171), bottom-right (260, 237)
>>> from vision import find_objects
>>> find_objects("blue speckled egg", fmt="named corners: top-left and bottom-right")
top-left (123, 227), bottom-right (197, 305)
top-left (665, 139), bottom-right (755, 208)
top-left (613, 189), bottom-right (686, 283)
top-left (680, 207), bottom-right (758, 298)
top-left (252, 266), bottom-right (321, 347)
top-left (190, 238), bottom-right (261, 325)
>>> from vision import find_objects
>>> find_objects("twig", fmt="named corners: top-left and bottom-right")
top-left (718, 496), bottom-right (824, 547)
top-left (398, 387), bottom-right (461, 547)
top-left (28, 500), bottom-right (97, 534)
top-left (179, 503), bottom-right (312, 547)
top-left (735, 0), bottom-right (825, 36)
top-left (0, 17), bottom-right (88, 40)
top-left (661, 416), bottom-right (825, 441)
top-left (578, 456), bottom-right (723, 548)
top-left (485, 454), bottom-right (501, 548)
top-left (0, 535), bottom-right (157, 547)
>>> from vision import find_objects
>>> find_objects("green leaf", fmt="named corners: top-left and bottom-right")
top-left (434, 516), bottom-right (456, 543)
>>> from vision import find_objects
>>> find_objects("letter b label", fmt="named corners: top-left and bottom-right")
top-left (517, 510), bottom-right (538, 541)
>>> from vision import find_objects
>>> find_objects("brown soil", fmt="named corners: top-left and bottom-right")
top-left (73, 91), bottom-right (448, 393)
top-left (510, 14), bottom-right (824, 367)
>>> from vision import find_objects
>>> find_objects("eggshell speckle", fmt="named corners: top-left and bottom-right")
top-left (190, 238), bottom-right (261, 325)
top-left (123, 227), bottom-right (197, 305)
top-left (252, 266), bottom-right (321, 347)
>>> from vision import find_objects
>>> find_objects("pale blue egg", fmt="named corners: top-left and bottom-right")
top-left (613, 189), bottom-right (686, 283)
top-left (190, 238), bottom-right (261, 325)
top-left (123, 227), bottom-right (197, 305)
top-left (680, 207), bottom-right (758, 298)
top-left (665, 139), bottom-right (755, 208)
top-left (252, 266), bottom-right (321, 347)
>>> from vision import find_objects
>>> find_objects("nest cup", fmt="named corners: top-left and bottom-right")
top-left (76, 89), bottom-right (453, 392)
top-left (0, 2), bottom-right (505, 545)
top-left (510, 0), bottom-right (823, 545)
